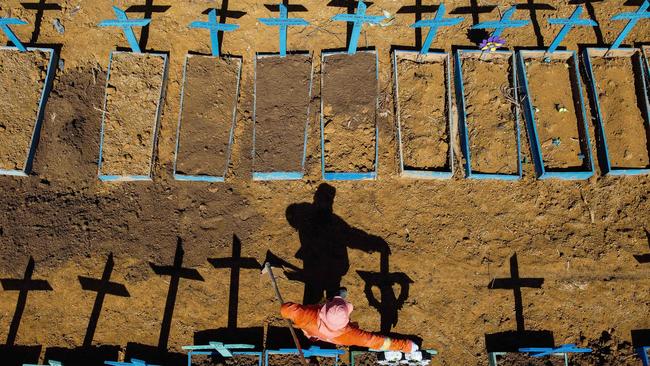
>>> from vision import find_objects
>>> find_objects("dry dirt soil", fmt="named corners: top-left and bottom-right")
top-left (0, 1), bottom-right (649, 366)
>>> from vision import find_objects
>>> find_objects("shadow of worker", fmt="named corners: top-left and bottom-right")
top-left (285, 183), bottom-right (390, 305)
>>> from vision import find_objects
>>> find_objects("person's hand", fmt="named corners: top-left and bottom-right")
top-left (410, 342), bottom-right (419, 353)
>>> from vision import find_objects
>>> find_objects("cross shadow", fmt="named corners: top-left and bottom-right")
top-left (634, 229), bottom-right (650, 263)
top-left (484, 253), bottom-right (554, 352)
top-left (0, 345), bottom-right (41, 366)
top-left (516, 1), bottom-right (556, 48)
top-left (284, 183), bottom-right (391, 304)
top-left (632, 329), bottom-right (650, 350)
top-left (450, 0), bottom-right (496, 44)
top-left (125, 0), bottom-right (171, 52)
top-left (396, 1), bottom-right (440, 51)
top-left (327, 0), bottom-right (374, 49)
top-left (202, 0), bottom-right (247, 56)
top-left (20, 0), bottom-right (62, 44)
top-left (567, 0), bottom-right (605, 46)
top-left (264, 0), bottom-right (308, 13)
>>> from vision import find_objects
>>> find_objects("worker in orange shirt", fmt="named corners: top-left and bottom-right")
top-left (280, 295), bottom-right (418, 353)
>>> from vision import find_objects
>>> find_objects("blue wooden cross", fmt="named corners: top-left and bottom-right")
top-left (0, 18), bottom-right (28, 52)
top-left (609, 0), bottom-right (650, 50)
top-left (519, 344), bottom-right (592, 358)
top-left (182, 342), bottom-right (255, 358)
top-left (104, 359), bottom-right (159, 366)
top-left (189, 9), bottom-right (239, 57)
top-left (547, 6), bottom-right (597, 54)
top-left (637, 346), bottom-right (650, 366)
top-left (332, 0), bottom-right (387, 54)
top-left (471, 6), bottom-right (530, 38)
top-left (98, 6), bottom-right (152, 53)
top-left (259, 3), bottom-right (309, 57)
top-left (23, 361), bottom-right (63, 366)
top-left (411, 3), bottom-right (463, 54)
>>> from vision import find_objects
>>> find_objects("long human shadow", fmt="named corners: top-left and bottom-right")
top-left (516, 1), bottom-right (556, 48)
top-left (125, 0), bottom-right (171, 52)
top-left (202, 0), bottom-right (247, 57)
top-left (484, 253), bottom-right (554, 352)
top-left (450, 0), bottom-right (496, 44)
top-left (327, 0), bottom-right (374, 50)
top-left (396, 0), bottom-right (440, 51)
top-left (20, 0), bottom-right (62, 44)
top-left (635, 229), bottom-right (650, 263)
top-left (284, 183), bottom-right (391, 304)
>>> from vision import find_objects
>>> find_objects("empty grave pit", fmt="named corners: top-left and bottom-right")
top-left (321, 51), bottom-right (378, 178)
top-left (588, 49), bottom-right (650, 171)
top-left (254, 53), bottom-right (313, 179)
top-left (458, 52), bottom-right (520, 177)
top-left (99, 52), bottom-right (167, 180)
top-left (175, 55), bottom-right (241, 181)
top-left (395, 52), bottom-right (451, 175)
top-left (0, 48), bottom-right (53, 175)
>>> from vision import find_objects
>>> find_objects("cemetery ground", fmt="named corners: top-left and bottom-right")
top-left (0, 0), bottom-right (649, 365)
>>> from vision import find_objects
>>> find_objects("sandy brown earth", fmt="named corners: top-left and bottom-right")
top-left (0, 1), bottom-right (649, 366)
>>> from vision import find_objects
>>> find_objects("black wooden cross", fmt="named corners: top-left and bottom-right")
top-left (20, 0), bottom-right (62, 44)
top-left (489, 254), bottom-right (544, 332)
top-left (202, 0), bottom-right (247, 55)
top-left (78, 253), bottom-right (130, 347)
top-left (397, 0), bottom-right (440, 50)
top-left (1, 257), bottom-right (52, 346)
top-left (208, 235), bottom-right (261, 329)
top-left (125, 0), bottom-right (171, 51)
top-left (150, 238), bottom-right (204, 350)
top-left (634, 229), bottom-right (650, 263)
top-left (516, 1), bottom-right (556, 47)
top-left (567, 0), bottom-right (605, 45)
top-left (450, 0), bottom-right (497, 44)
top-left (327, 0), bottom-right (374, 49)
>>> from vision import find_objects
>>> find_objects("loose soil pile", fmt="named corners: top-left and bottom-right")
top-left (524, 58), bottom-right (585, 170)
top-left (351, 351), bottom-right (379, 366)
top-left (461, 56), bottom-right (518, 174)
top-left (322, 52), bottom-right (377, 173)
top-left (396, 55), bottom-right (449, 171)
top-left (101, 52), bottom-right (165, 176)
top-left (254, 54), bottom-right (312, 173)
top-left (591, 55), bottom-right (650, 169)
top-left (496, 352), bottom-right (564, 366)
top-left (175, 55), bottom-right (240, 177)
top-left (0, 49), bottom-right (49, 171)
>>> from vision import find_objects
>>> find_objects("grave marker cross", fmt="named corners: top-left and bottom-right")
top-left (125, 0), bottom-right (171, 52)
top-left (396, 0), bottom-right (440, 50)
top-left (516, 1), bottom-right (556, 47)
top-left (609, 0), bottom-right (650, 50)
top-left (410, 3), bottom-right (463, 54)
top-left (519, 344), bottom-right (592, 357)
top-left (567, 0), bottom-right (604, 45)
top-left (183, 341), bottom-right (255, 358)
top-left (98, 6), bottom-right (151, 53)
top-left (332, 0), bottom-right (386, 54)
top-left (0, 257), bottom-right (52, 346)
top-left (0, 17), bottom-right (28, 51)
top-left (259, 3), bottom-right (309, 57)
top-left (105, 358), bottom-right (160, 366)
top-left (472, 6), bottom-right (530, 39)
top-left (189, 8), bottom-right (239, 57)
top-left (23, 361), bottom-right (63, 366)
top-left (547, 5), bottom-right (598, 54)
top-left (20, 0), bottom-right (62, 44)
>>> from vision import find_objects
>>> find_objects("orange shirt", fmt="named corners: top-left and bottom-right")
top-left (280, 302), bottom-right (414, 353)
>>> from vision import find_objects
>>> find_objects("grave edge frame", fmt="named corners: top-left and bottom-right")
top-left (643, 46), bottom-right (650, 100)
top-left (173, 53), bottom-right (242, 182)
top-left (264, 347), bottom-right (344, 366)
top-left (187, 350), bottom-right (263, 366)
top-left (320, 49), bottom-right (379, 181)
top-left (98, 50), bottom-right (169, 182)
top-left (392, 50), bottom-right (454, 179)
top-left (0, 46), bottom-right (57, 177)
top-left (454, 49), bottom-right (523, 180)
top-left (516, 50), bottom-right (595, 180)
top-left (252, 51), bottom-right (314, 181)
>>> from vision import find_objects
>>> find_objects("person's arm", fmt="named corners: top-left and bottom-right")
top-left (280, 302), bottom-right (319, 329)
top-left (333, 326), bottom-right (414, 353)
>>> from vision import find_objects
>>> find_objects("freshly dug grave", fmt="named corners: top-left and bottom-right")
top-left (591, 56), bottom-right (650, 168)
top-left (396, 55), bottom-right (449, 171)
top-left (496, 352), bottom-right (565, 366)
top-left (176, 55), bottom-right (240, 177)
top-left (191, 354), bottom-right (260, 366)
top-left (0, 49), bottom-right (50, 171)
top-left (267, 354), bottom-right (337, 366)
top-left (254, 54), bottom-right (312, 173)
top-left (322, 52), bottom-right (377, 173)
top-left (524, 59), bottom-right (585, 170)
top-left (101, 52), bottom-right (165, 176)
top-left (462, 56), bottom-right (519, 174)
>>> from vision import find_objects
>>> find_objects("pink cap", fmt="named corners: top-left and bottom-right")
top-left (317, 296), bottom-right (354, 340)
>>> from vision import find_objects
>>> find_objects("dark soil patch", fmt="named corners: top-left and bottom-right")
top-left (191, 354), bottom-right (261, 366)
top-left (176, 55), bottom-right (240, 177)
top-left (254, 54), bottom-right (312, 173)
top-left (496, 352), bottom-right (565, 366)
top-left (101, 52), bottom-right (166, 177)
top-left (267, 354), bottom-right (337, 366)
top-left (352, 351), bottom-right (379, 366)
top-left (462, 56), bottom-right (518, 174)
top-left (322, 52), bottom-right (377, 173)
top-left (396, 54), bottom-right (449, 171)
top-left (567, 331), bottom-right (640, 365)
top-left (591, 55), bottom-right (650, 169)
top-left (0, 49), bottom-right (50, 171)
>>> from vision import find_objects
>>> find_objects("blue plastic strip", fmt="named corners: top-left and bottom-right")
top-left (0, 18), bottom-right (28, 51)
top-left (98, 51), bottom-right (169, 182)
top-left (519, 344), bottom-right (592, 357)
top-left (0, 46), bottom-right (57, 177)
top-left (610, 0), bottom-right (650, 50)
top-left (582, 47), bottom-right (650, 176)
top-left (393, 50), bottom-right (454, 179)
top-left (637, 346), bottom-right (650, 366)
top-left (471, 6), bottom-right (530, 38)
top-left (454, 49), bottom-right (522, 180)
top-left (332, 1), bottom-right (386, 54)
top-left (189, 9), bottom-right (240, 57)
top-left (411, 3), bottom-right (463, 54)
top-left (258, 4), bottom-right (309, 57)
top-left (320, 50), bottom-right (379, 181)
top-left (98, 6), bottom-right (151, 53)
top-left (516, 50), bottom-right (594, 180)
top-left (547, 6), bottom-right (597, 54)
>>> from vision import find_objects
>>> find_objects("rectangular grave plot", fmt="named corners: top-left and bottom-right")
top-left (491, 352), bottom-right (566, 366)
top-left (0, 47), bottom-right (56, 176)
top-left (321, 50), bottom-right (378, 181)
top-left (253, 53), bottom-right (313, 180)
top-left (455, 50), bottom-right (521, 180)
top-left (517, 51), bottom-right (594, 180)
top-left (266, 353), bottom-right (338, 366)
top-left (174, 54), bottom-right (241, 182)
top-left (189, 353), bottom-right (262, 366)
top-left (99, 51), bottom-right (168, 181)
top-left (350, 351), bottom-right (379, 366)
top-left (583, 48), bottom-right (650, 175)
top-left (394, 51), bottom-right (453, 179)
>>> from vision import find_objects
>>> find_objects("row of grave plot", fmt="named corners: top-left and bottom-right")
top-left (0, 46), bottom-right (649, 181)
